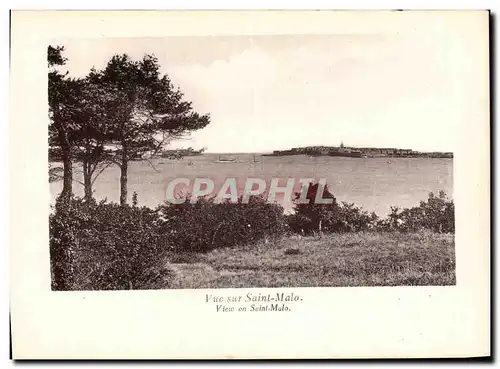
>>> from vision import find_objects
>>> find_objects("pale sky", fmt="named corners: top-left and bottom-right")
top-left (53, 22), bottom-right (479, 153)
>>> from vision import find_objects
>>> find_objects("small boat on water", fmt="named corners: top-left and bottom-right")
top-left (251, 154), bottom-right (262, 163)
top-left (216, 155), bottom-right (236, 163)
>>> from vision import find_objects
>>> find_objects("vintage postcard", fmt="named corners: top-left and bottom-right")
top-left (10, 10), bottom-right (490, 359)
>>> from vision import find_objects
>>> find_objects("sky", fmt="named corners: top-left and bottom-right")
top-left (53, 24), bottom-right (474, 153)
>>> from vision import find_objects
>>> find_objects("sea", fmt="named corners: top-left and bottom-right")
top-left (49, 153), bottom-right (453, 217)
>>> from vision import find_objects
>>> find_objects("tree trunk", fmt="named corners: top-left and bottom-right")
top-left (60, 147), bottom-right (73, 199)
top-left (56, 114), bottom-right (73, 200)
top-left (119, 154), bottom-right (128, 206)
top-left (83, 161), bottom-right (93, 201)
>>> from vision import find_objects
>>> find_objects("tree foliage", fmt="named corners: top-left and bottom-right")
top-left (288, 182), bottom-right (341, 235)
top-left (48, 45), bottom-right (81, 198)
top-left (48, 47), bottom-right (211, 204)
top-left (89, 53), bottom-right (211, 204)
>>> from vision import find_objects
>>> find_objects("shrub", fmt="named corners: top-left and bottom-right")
top-left (337, 202), bottom-right (379, 232)
top-left (376, 191), bottom-right (454, 233)
top-left (287, 182), bottom-right (341, 235)
top-left (419, 191), bottom-right (455, 233)
top-left (50, 193), bottom-right (288, 289)
top-left (49, 196), bottom-right (171, 290)
top-left (157, 195), bottom-right (288, 252)
top-left (287, 183), bottom-right (453, 235)
top-left (49, 196), bottom-right (81, 290)
top-left (49, 188), bottom-right (454, 290)
top-left (288, 182), bottom-right (378, 235)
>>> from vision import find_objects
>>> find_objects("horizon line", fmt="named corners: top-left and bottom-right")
top-left (202, 146), bottom-right (454, 154)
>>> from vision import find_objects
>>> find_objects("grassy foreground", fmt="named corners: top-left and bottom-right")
top-left (165, 231), bottom-right (455, 288)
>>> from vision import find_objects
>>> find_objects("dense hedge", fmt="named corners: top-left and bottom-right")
top-left (287, 183), bottom-right (380, 234)
top-left (49, 186), bottom-right (454, 290)
top-left (376, 191), bottom-right (455, 233)
top-left (287, 182), bottom-right (340, 235)
top-left (288, 184), bottom-right (454, 235)
top-left (50, 196), bottom-right (170, 290)
top-left (50, 194), bottom-right (287, 290)
top-left (157, 196), bottom-right (288, 252)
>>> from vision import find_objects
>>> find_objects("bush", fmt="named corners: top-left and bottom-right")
top-left (50, 193), bottom-right (288, 289)
top-left (376, 191), bottom-right (454, 233)
top-left (50, 196), bottom-right (81, 290)
top-left (287, 183), bottom-right (453, 235)
top-left (288, 182), bottom-right (378, 235)
top-left (50, 196), bottom-right (171, 290)
top-left (337, 202), bottom-right (379, 232)
top-left (287, 182), bottom-right (341, 235)
top-left (49, 188), bottom-right (454, 290)
top-left (157, 195), bottom-right (288, 252)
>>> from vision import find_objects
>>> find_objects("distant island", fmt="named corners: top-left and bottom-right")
top-left (160, 147), bottom-right (206, 159)
top-left (264, 142), bottom-right (453, 158)
top-left (49, 146), bottom-right (207, 162)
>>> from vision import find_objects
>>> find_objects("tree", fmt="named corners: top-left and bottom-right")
top-left (72, 70), bottom-right (118, 201)
top-left (48, 45), bottom-right (83, 199)
top-left (49, 48), bottom-right (108, 201)
top-left (97, 54), bottom-right (210, 205)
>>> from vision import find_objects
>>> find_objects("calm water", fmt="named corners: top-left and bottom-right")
top-left (50, 154), bottom-right (453, 217)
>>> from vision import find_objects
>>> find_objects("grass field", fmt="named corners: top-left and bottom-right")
top-left (165, 231), bottom-right (455, 288)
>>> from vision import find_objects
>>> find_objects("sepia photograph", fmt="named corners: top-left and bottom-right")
top-left (49, 34), bottom-right (455, 291)
top-left (10, 9), bottom-right (490, 359)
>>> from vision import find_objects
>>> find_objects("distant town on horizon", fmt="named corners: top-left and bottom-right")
top-left (263, 142), bottom-right (453, 158)
top-left (49, 142), bottom-right (453, 162)
top-left (160, 142), bottom-right (453, 159)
